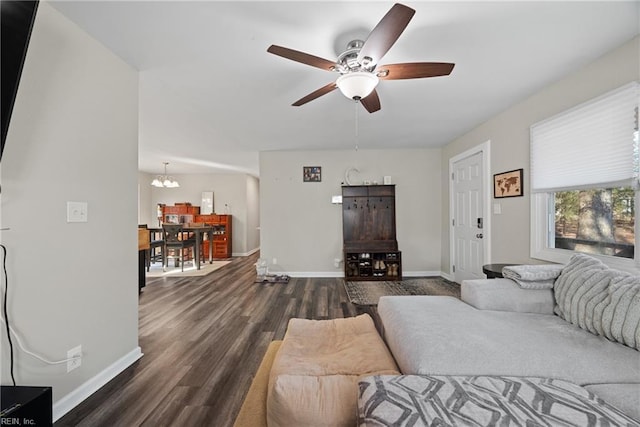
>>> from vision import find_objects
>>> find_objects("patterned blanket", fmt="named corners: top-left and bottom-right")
top-left (502, 264), bottom-right (564, 289)
top-left (358, 375), bottom-right (638, 426)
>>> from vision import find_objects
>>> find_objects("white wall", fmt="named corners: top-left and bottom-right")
top-left (260, 149), bottom-right (442, 276)
top-left (0, 2), bottom-right (140, 418)
top-left (441, 36), bottom-right (640, 271)
top-left (139, 172), bottom-right (260, 255)
top-left (246, 175), bottom-right (260, 253)
top-left (138, 171), bottom-right (153, 226)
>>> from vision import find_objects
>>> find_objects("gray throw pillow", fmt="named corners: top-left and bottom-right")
top-left (554, 253), bottom-right (640, 351)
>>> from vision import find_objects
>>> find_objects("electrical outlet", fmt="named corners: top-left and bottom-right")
top-left (272, 258), bottom-right (277, 265)
top-left (67, 202), bottom-right (88, 222)
top-left (334, 258), bottom-right (342, 268)
top-left (67, 345), bottom-right (82, 373)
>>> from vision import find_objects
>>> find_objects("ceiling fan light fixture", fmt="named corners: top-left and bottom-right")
top-left (336, 72), bottom-right (379, 100)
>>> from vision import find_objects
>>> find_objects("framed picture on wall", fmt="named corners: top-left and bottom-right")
top-left (201, 191), bottom-right (214, 214)
top-left (164, 214), bottom-right (180, 224)
top-left (494, 168), bottom-right (523, 198)
top-left (303, 166), bottom-right (321, 182)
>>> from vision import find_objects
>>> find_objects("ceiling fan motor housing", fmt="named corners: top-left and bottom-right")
top-left (337, 40), bottom-right (375, 73)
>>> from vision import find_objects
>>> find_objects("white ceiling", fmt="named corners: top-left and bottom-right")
top-left (50, 1), bottom-right (639, 176)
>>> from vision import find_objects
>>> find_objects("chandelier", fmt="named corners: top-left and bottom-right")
top-left (151, 162), bottom-right (180, 188)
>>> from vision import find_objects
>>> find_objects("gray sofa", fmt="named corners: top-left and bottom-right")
top-left (377, 254), bottom-right (640, 421)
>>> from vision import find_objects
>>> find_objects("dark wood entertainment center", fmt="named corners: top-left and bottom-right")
top-left (342, 185), bottom-right (402, 280)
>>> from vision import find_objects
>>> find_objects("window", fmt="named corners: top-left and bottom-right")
top-left (530, 82), bottom-right (639, 271)
top-left (552, 187), bottom-right (634, 259)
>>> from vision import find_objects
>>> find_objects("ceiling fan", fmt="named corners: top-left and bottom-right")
top-left (267, 3), bottom-right (455, 113)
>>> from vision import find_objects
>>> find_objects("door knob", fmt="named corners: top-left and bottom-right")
top-left (476, 233), bottom-right (483, 238)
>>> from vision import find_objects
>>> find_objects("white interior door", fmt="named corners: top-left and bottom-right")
top-left (452, 151), bottom-right (485, 283)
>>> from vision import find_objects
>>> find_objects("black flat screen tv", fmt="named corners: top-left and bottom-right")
top-left (1, 0), bottom-right (39, 162)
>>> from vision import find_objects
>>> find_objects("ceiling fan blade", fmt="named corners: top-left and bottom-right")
top-left (378, 62), bottom-right (455, 80)
top-left (292, 82), bottom-right (338, 106)
top-left (357, 3), bottom-right (415, 66)
top-left (360, 90), bottom-right (381, 113)
top-left (267, 45), bottom-right (337, 72)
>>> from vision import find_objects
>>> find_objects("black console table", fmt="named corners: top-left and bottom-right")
top-left (482, 263), bottom-right (517, 279)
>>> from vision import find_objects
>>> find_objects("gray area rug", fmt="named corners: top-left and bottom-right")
top-left (344, 278), bottom-right (461, 306)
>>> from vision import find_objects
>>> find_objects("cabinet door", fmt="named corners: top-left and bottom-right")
top-left (342, 196), bottom-right (367, 242)
top-left (370, 196), bottom-right (396, 241)
top-left (214, 240), bottom-right (228, 258)
top-left (342, 185), bottom-right (396, 244)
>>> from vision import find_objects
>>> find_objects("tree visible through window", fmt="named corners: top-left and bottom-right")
top-left (554, 187), bottom-right (635, 258)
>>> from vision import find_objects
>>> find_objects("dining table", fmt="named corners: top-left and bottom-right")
top-left (181, 225), bottom-right (213, 270)
top-left (179, 225), bottom-right (214, 270)
top-left (150, 226), bottom-right (214, 270)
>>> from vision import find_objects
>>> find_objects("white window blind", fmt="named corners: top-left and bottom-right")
top-left (530, 82), bottom-right (639, 192)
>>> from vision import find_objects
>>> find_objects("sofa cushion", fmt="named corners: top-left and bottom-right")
top-left (554, 253), bottom-right (640, 350)
top-left (377, 296), bottom-right (640, 386)
top-left (461, 278), bottom-right (555, 314)
top-left (583, 383), bottom-right (640, 421)
top-left (267, 314), bottom-right (399, 427)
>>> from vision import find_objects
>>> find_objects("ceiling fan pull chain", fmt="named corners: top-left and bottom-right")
top-left (354, 100), bottom-right (359, 151)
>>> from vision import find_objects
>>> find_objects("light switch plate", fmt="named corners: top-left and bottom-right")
top-left (493, 203), bottom-right (502, 215)
top-left (331, 195), bottom-right (342, 204)
top-left (67, 202), bottom-right (88, 222)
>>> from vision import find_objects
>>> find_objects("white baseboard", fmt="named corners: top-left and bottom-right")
top-left (53, 346), bottom-right (143, 421)
top-left (232, 247), bottom-right (260, 257)
top-left (440, 271), bottom-right (455, 282)
top-left (403, 270), bottom-right (442, 277)
top-left (285, 271), bottom-right (344, 278)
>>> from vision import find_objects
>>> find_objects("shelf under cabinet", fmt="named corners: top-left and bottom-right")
top-left (344, 250), bottom-right (402, 281)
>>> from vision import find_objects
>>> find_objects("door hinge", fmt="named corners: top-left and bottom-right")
top-left (451, 172), bottom-right (455, 180)
top-left (452, 265), bottom-right (456, 273)
top-left (452, 218), bottom-right (455, 226)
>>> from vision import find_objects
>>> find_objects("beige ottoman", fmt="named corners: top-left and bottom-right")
top-left (267, 314), bottom-right (399, 427)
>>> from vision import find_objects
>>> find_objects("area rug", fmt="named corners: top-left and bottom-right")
top-left (344, 278), bottom-right (460, 306)
top-left (146, 260), bottom-right (231, 278)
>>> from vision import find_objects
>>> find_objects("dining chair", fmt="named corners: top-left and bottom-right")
top-left (139, 224), bottom-right (165, 271)
top-left (148, 229), bottom-right (165, 271)
top-left (162, 224), bottom-right (196, 272)
top-left (187, 222), bottom-right (208, 262)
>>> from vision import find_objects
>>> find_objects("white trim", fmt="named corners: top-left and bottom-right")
top-left (53, 347), bottom-right (143, 421)
top-left (402, 270), bottom-right (442, 277)
top-left (232, 247), bottom-right (260, 257)
top-left (285, 271), bottom-right (344, 278)
top-left (448, 141), bottom-right (492, 278)
top-left (440, 271), bottom-right (455, 282)
top-left (530, 192), bottom-right (551, 260)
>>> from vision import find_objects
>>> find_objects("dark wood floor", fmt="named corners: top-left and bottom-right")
top-left (56, 253), bottom-right (374, 426)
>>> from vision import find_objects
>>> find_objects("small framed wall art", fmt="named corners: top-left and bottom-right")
top-left (493, 168), bottom-right (523, 198)
top-left (201, 191), bottom-right (214, 214)
top-left (303, 166), bottom-right (321, 182)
